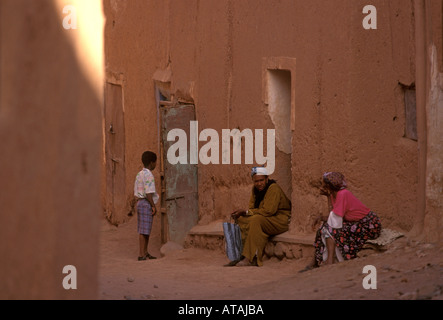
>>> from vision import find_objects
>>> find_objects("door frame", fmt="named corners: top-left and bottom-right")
top-left (104, 72), bottom-right (126, 224)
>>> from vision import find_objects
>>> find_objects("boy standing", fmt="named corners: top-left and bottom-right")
top-left (134, 151), bottom-right (159, 261)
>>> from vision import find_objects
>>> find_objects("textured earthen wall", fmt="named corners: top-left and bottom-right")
top-left (0, 0), bottom-right (104, 299)
top-left (103, 0), bottom-right (170, 248)
top-left (104, 0), bottom-right (441, 241)
top-left (421, 0), bottom-right (443, 242)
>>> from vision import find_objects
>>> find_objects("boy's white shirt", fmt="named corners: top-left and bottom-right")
top-left (134, 168), bottom-right (159, 204)
top-left (150, 192), bottom-right (159, 204)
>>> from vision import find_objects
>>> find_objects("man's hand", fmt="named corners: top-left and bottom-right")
top-left (231, 209), bottom-right (247, 220)
top-left (151, 206), bottom-right (157, 216)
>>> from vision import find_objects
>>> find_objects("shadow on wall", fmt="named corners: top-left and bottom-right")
top-left (0, 0), bottom-right (103, 299)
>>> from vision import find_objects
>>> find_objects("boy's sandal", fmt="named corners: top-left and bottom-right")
top-left (145, 253), bottom-right (157, 259)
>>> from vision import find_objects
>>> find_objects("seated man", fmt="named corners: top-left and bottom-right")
top-left (229, 167), bottom-right (291, 267)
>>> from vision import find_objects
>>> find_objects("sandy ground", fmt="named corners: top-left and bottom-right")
top-left (99, 217), bottom-right (442, 301)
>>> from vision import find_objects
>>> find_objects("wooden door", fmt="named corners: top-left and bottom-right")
top-left (104, 83), bottom-right (126, 224)
top-left (161, 104), bottom-right (199, 245)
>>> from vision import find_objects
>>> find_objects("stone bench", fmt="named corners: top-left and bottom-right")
top-left (185, 220), bottom-right (315, 261)
top-left (185, 221), bottom-right (404, 261)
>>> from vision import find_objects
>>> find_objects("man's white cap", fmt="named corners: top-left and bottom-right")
top-left (251, 167), bottom-right (268, 177)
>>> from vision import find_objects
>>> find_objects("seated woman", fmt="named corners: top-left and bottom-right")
top-left (301, 172), bottom-right (382, 271)
top-left (228, 167), bottom-right (291, 267)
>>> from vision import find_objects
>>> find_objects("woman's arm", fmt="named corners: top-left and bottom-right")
top-left (313, 195), bottom-right (333, 228)
top-left (327, 195), bottom-right (333, 213)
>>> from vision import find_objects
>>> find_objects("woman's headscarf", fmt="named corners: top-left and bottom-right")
top-left (322, 172), bottom-right (347, 191)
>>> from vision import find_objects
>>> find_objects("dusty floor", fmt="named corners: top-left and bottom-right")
top-left (99, 217), bottom-right (442, 300)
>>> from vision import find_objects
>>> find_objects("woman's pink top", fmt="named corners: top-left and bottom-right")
top-left (331, 189), bottom-right (370, 222)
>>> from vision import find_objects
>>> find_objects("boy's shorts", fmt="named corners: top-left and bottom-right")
top-left (137, 199), bottom-right (153, 235)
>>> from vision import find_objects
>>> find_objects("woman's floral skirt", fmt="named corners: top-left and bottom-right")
top-left (314, 211), bottom-right (382, 265)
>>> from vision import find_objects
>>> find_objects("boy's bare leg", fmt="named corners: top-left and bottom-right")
top-left (139, 234), bottom-right (147, 257)
top-left (143, 235), bottom-right (150, 256)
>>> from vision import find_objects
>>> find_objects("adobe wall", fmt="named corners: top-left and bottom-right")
top-left (421, 0), bottom-right (443, 243)
top-left (104, 1), bottom-right (440, 240)
top-left (103, 0), bottom-right (170, 249)
top-left (288, 0), bottom-right (419, 233)
top-left (0, 0), bottom-right (104, 299)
